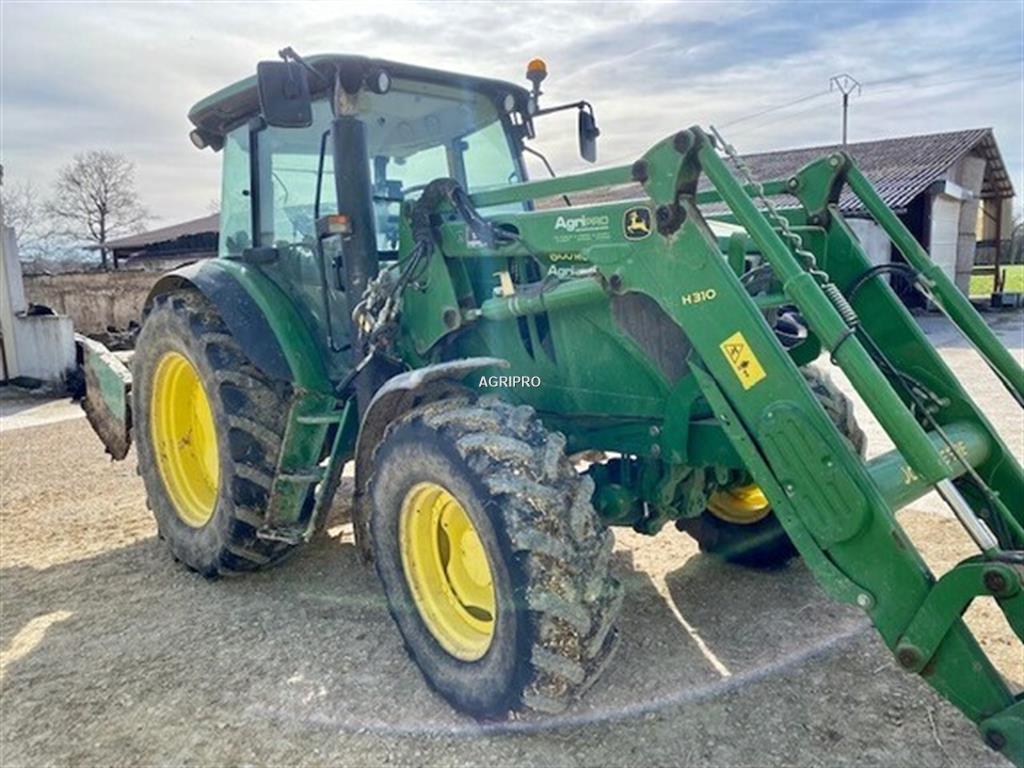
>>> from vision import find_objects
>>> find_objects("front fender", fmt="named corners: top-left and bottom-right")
top-left (351, 357), bottom-right (508, 562)
top-left (147, 260), bottom-right (331, 391)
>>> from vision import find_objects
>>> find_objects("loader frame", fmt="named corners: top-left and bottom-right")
top-left (365, 125), bottom-right (1023, 760)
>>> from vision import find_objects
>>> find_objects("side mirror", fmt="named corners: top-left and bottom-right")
top-left (256, 61), bottom-right (312, 128)
top-left (578, 108), bottom-right (600, 163)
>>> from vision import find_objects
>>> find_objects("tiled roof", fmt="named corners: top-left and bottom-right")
top-left (102, 214), bottom-right (219, 251)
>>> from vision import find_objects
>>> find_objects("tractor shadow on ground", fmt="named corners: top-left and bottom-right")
top-left (1, 490), bottom-right (866, 761)
top-left (660, 554), bottom-right (868, 675)
top-left (574, 531), bottom-right (869, 721)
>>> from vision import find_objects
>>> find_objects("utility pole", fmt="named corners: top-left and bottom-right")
top-left (829, 74), bottom-right (861, 145)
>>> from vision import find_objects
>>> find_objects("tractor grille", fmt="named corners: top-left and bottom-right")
top-left (611, 292), bottom-right (691, 384)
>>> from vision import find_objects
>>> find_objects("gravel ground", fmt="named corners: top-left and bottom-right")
top-left (0, 311), bottom-right (1020, 767)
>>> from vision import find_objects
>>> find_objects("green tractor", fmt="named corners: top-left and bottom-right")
top-left (80, 50), bottom-right (1024, 760)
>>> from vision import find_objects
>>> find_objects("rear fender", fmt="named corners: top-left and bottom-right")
top-left (146, 260), bottom-right (331, 390)
top-left (81, 259), bottom-right (334, 459)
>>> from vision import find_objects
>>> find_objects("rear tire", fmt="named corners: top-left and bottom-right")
top-left (681, 366), bottom-right (866, 568)
top-left (368, 396), bottom-right (623, 717)
top-left (133, 289), bottom-right (301, 576)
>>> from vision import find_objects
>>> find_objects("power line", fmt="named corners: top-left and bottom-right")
top-left (727, 100), bottom-right (827, 138)
top-left (862, 56), bottom-right (1024, 88)
top-left (600, 60), bottom-right (1023, 163)
top-left (717, 89), bottom-right (830, 129)
top-left (718, 58), bottom-right (1022, 134)
top-left (727, 68), bottom-right (1022, 140)
top-left (862, 68), bottom-right (1023, 98)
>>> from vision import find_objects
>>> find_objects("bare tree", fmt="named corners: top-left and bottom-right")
top-left (1, 179), bottom-right (57, 261)
top-left (46, 151), bottom-right (149, 270)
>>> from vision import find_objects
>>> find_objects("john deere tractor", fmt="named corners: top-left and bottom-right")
top-left (80, 50), bottom-right (1024, 761)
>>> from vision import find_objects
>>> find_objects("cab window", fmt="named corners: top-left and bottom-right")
top-left (218, 126), bottom-right (253, 257)
top-left (219, 81), bottom-right (523, 259)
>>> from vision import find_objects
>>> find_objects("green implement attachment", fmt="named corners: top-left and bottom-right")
top-left (77, 334), bottom-right (132, 460)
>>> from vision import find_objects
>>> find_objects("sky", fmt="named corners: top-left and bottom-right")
top-left (1, 0), bottom-right (1022, 228)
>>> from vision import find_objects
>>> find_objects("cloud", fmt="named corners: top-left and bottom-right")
top-left (1, 0), bottom-right (1021, 225)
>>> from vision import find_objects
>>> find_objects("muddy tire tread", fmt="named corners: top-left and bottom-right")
top-left (369, 394), bottom-right (623, 715)
top-left (135, 289), bottom-right (299, 576)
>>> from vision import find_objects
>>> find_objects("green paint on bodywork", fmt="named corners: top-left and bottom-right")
top-left (194, 260), bottom-right (347, 535)
top-left (396, 216), bottom-right (461, 356)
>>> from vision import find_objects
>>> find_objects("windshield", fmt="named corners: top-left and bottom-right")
top-left (218, 78), bottom-right (523, 257)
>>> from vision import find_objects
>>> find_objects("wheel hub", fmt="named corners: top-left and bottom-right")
top-left (708, 483), bottom-right (771, 525)
top-left (150, 351), bottom-right (220, 528)
top-left (399, 481), bottom-right (496, 660)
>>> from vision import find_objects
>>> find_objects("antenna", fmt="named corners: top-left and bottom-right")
top-left (829, 73), bottom-right (861, 145)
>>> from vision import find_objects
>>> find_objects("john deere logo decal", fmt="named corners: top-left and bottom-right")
top-left (624, 207), bottom-right (652, 240)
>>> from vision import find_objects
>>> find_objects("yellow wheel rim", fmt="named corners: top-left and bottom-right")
top-left (399, 481), bottom-right (496, 661)
top-left (708, 483), bottom-right (771, 525)
top-left (150, 352), bottom-right (220, 528)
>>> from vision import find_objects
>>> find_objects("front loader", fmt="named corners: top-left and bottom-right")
top-left (79, 51), bottom-right (1024, 762)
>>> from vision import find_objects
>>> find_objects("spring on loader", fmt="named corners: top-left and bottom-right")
top-left (822, 282), bottom-right (858, 327)
top-left (710, 125), bottom-right (859, 329)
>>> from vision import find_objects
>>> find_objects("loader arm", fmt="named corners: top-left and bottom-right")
top-left (450, 127), bottom-right (1024, 763)
top-left (656, 128), bottom-right (1023, 763)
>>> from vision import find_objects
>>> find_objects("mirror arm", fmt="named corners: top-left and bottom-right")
top-left (278, 46), bottom-right (331, 89)
top-left (532, 99), bottom-right (590, 118)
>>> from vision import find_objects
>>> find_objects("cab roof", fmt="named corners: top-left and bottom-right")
top-left (188, 53), bottom-right (530, 139)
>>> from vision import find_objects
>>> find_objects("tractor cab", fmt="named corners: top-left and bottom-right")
top-left (188, 55), bottom-right (537, 262)
top-left (185, 54), bottom-right (577, 378)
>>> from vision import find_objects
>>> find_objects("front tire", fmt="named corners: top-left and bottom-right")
top-left (368, 396), bottom-right (622, 717)
top-left (133, 289), bottom-right (300, 576)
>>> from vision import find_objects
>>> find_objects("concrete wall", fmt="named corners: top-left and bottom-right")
top-left (23, 271), bottom-right (156, 335)
top-left (6, 314), bottom-right (76, 382)
top-left (952, 155), bottom-right (986, 292)
top-left (2, 226), bottom-right (75, 383)
top-left (846, 218), bottom-right (892, 271)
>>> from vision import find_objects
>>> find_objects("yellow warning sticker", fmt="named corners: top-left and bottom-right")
top-left (720, 331), bottom-right (767, 390)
